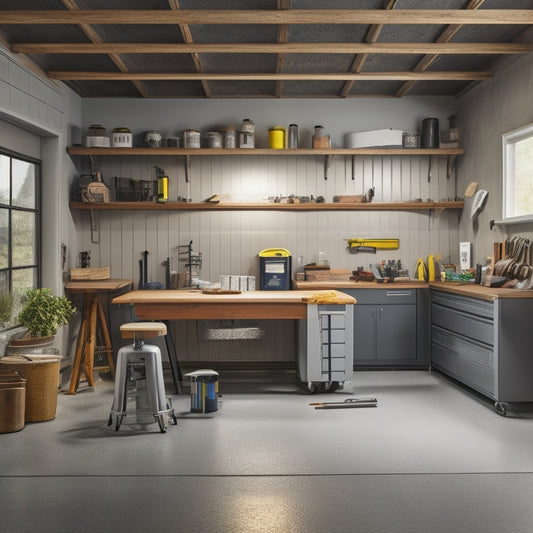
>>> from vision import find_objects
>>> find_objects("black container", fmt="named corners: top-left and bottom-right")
top-left (421, 117), bottom-right (439, 148)
top-left (259, 256), bottom-right (292, 290)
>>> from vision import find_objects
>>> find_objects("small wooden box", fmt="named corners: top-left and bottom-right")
top-left (70, 267), bottom-right (110, 280)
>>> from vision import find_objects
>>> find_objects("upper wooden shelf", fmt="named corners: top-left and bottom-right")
top-left (67, 146), bottom-right (463, 157)
top-left (70, 200), bottom-right (464, 212)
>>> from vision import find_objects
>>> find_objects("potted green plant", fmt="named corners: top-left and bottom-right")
top-left (12, 288), bottom-right (76, 345)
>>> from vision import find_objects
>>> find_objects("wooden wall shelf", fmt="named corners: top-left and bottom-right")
top-left (67, 146), bottom-right (463, 157)
top-left (70, 201), bottom-right (464, 212)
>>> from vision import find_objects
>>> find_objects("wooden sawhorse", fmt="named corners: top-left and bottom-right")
top-left (65, 279), bottom-right (133, 394)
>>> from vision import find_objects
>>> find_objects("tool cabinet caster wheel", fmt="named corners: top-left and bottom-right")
top-left (495, 402), bottom-right (507, 416)
top-left (307, 381), bottom-right (325, 394)
top-left (324, 381), bottom-right (339, 393)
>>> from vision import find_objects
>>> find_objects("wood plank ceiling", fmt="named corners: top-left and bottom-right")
top-left (0, 0), bottom-right (532, 99)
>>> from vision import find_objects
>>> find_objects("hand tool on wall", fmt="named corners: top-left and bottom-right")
top-left (346, 238), bottom-right (399, 252)
top-left (185, 155), bottom-right (192, 201)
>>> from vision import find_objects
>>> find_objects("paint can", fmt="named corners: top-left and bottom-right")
top-left (185, 369), bottom-right (219, 413)
top-left (205, 131), bottom-right (223, 148)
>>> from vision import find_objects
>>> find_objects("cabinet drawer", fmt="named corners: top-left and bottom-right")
top-left (321, 329), bottom-right (346, 344)
top-left (348, 289), bottom-right (417, 305)
top-left (432, 303), bottom-right (494, 346)
top-left (319, 313), bottom-right (346, 330)
top-left (431, 291), bottom-right (493, 319)
top-left (431, 326), bottom-right (494, 396)
top-left (322, 357), bottom-right (347, 373)
top-left (321, 343), bottom-right (346, 358)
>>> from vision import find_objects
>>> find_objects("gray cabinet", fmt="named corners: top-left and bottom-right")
top-left (430, 289), bottom-right (533, 413)
top-left (298, 303), bottom-right (354, 392)
top-left (344, 288), bottom-right (429, 368)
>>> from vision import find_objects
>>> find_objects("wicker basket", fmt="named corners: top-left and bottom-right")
top-left (0, 355), bottom-right (60, 422)
top-left (0, 370), bottom-right (26, 433)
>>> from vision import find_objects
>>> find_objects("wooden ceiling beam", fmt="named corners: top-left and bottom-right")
top-left (395, 0), bottom-right (486, 97)
top-left (59, 0), bottom-right (148, 97)
top-left (13, 42), bottom-right (532, 55)
top-left (2, 10), bottom-right (533, 25)
top-left (341, 0), bottom-right (399, 98)
top-left (168, 0), bottom-right (211, 98)
top-left (48, 71), bottom-right (493, 81)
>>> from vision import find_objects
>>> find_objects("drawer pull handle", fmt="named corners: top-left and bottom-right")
top-left (386, 291), bottom-right (411, 297)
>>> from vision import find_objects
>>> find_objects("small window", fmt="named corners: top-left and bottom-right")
top-left (502, 122), bottom-right (533, 222)
top-left (0, 148), bottom-right (41, 328)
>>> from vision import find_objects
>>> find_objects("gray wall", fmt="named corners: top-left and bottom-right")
top-left (457, 50), bottom-right (533, 264)
top-left (76, 97), bottom-right (460, 364)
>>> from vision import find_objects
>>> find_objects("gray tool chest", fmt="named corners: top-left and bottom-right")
top-left (298, 304), bottom-right (354, 393)
top-left (430, 289), bottom-right (533, 415)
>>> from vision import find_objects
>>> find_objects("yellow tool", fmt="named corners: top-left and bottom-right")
top-left (428, 254), bottom-right (435, 281)
top-left (347, 238), bottom-right (399, 250)
top-left (415, 258), bottom-right (427, 281)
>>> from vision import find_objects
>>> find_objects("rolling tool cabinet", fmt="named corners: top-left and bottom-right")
top-left (298, 303), bottom-right (354, 393)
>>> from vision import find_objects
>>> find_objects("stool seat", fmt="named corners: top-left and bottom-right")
top-left (120, 322), bottom-right (167, 339)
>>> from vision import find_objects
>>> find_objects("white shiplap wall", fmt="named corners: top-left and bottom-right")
top-left (73, 153), bottom-right (459, 364)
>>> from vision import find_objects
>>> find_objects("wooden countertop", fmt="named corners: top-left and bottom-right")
top-left (293, 280), bottom-right (428, 290)
top-left (429, 281), bottom-right (533, 300)
top-left (112, 289), bottom-right (355, 320)
top-left (65, 279), bottom-right (133, 293)
top-left (112, 289), bottom-right (355, 305)
top-left (294, 279), bottom-right (533, 300)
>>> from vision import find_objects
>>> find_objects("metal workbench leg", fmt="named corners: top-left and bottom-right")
top-left (163, 320), bottom-right (182, 394)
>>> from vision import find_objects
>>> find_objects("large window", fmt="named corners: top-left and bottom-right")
top-left (502, 122), bottom-right (533, 223)
top-left (0, 148), bottom-right (41, 327)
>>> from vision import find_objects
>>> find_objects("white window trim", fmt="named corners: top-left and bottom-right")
top-left (501, 122), bottom-right (533, 225)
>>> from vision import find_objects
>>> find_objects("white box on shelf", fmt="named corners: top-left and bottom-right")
top-left (344, 129), bottom-right (404, 148)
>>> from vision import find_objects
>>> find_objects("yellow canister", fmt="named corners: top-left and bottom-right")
top-left (269, 127), bottom-right (286, 149)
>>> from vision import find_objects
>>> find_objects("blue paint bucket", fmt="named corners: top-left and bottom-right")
top-left (185, 369), bottom-right (219, 413)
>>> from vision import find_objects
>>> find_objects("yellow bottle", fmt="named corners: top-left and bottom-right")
top-left (158, 175), bottom-right (168, 203)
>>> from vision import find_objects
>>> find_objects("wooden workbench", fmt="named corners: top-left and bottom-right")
top-left (112, 289), bottom-right (356, 320)
top-left (112, 289), bottom-right (357, 391)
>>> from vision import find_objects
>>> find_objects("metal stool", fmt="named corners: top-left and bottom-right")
top-left (108, 322), bottom-right (177, 433)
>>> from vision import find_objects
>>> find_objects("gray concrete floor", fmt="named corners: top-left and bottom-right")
top-left (2, 369), bottom-right (533, 532)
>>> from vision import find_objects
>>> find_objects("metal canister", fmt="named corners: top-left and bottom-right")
top-left (223, 128), bottom-right (237, 149)
top-left (402, 132), bottom-right (420, 149)
top-left (269, 127), bottom-right (286, 149)
top-left (288, 123), bottom-right (298, 148)
top-left (421, 118), bottom-right (439, 148)
top-left (205, 131), bottom-right (223, 149)
top-left (183, 129), bottom-right (201, 148)
top-left (144, 130), bottom-right (162, 148)
top-left (239, 119), bottom-right (255, 148)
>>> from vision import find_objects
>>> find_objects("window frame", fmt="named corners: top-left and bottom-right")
top-left (0, 146), bottom-right (42, 294)
top-left (502, 122), bottom-right (533, 224)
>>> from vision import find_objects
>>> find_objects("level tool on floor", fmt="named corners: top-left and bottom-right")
top-left (310, 397), bottom-right (378, 409)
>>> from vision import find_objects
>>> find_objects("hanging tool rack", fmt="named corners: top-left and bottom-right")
top-left (177, 241), bottom-right (202, 288)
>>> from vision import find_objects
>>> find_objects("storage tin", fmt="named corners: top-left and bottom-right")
top-left (183, 129), bottom-right (201, 148)
top-left (144, 130), bottom-right (162, 148)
